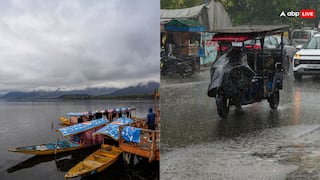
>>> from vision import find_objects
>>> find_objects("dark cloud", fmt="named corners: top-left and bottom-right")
top-left (0, 0), bottom-right (159, 93)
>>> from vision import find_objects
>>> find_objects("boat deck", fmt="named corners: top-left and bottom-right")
top-left (118, 119), bottom-right (160, 162)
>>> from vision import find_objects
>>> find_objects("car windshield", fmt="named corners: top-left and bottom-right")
top-left (304, 36), bottom-right (320, 49)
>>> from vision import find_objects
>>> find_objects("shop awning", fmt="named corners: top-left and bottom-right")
top-left (164, 19), bottom-right (205, 32)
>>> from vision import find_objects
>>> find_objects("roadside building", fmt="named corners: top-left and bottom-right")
top-left (161, 0), bottom-right (232, 65)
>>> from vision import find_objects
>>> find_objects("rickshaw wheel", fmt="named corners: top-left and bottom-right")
top-left (268, 91), bottom-right (279, 110)
top-left (216, 95), bottom-right (229, 118)
top-left (180, 65), bottom-right (194, 78)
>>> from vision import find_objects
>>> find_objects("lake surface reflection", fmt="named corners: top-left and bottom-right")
top-left (0, 99), bottom-right (159, 180)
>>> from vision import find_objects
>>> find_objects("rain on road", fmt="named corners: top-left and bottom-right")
top-left (160, 68), bottom-right (320, 179)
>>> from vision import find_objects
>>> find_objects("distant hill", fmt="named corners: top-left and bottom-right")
top-left (1, 87), bottom-right (118, 99)
top-left (1, 81), bottom-right (159, 99)
top-left (108, 81), bottom-right (159, 97)
top-left (1, 91), bottom-right (42, 99)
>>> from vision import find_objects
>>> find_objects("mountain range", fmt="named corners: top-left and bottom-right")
top-left (1, 81), bottom-right (159, 99)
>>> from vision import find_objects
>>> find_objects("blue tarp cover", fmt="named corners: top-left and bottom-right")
top-left (93, 118), bottom-right (133, 140)
top-left (164, 19), bottom-right (205, 32)
top-left (58, 118), bottom-right (108, 136)
top-left (121, 126), bottom-right (141, 143)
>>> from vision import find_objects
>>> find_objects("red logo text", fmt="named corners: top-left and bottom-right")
top-left (300, 9), bottom-right (315, 19)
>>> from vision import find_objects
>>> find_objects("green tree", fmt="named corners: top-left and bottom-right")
top-left (220, 0), bottom-right (320, 27)
top-left (161, 0), bottom-right (202, 9)
top-left (161, 0), bottom-right (320, 28)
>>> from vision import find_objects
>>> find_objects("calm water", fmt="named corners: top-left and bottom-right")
top-left (0, 99), bottom-right (159, 180)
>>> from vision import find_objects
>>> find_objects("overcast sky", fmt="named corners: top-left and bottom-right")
top-left (0, 0), bottom-right (159, 94)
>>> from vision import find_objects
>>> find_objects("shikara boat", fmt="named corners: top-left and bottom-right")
top-left (8, 140), bottom-right (81, 155)
top-left (64, 144), bottom-right (122, 178)
top-left (59, 107), bottom-right (135, 126)
top-left (59, 116), bottom-right (71, 126)
top-left (105, 107), bottom-right (136, 120)
top-left (59, 112), bottom-right (93, 126)
top-left (9, 118), bottom-right (108, 155)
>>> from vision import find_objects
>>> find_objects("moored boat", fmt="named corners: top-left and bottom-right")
top-left (59, 116), bottom-right (71, 126)
top-left (8, 140), bottom-right (81, 155)
top-left (59, 107), bottom-right (135, 126)
top-left (64, 144), bottom-right (122, 178)
top-left (9, 118), bottom-right (108, 155)
top-left (59, 112), bottom-right (94, 126)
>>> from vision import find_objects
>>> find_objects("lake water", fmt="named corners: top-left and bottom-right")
top-left (0, 99), bottom-right (159, 180)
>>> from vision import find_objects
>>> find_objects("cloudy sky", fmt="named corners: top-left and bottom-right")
top-left (0, 0), bottom-right (159, 94)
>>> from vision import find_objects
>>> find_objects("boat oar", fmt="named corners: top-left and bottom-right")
top-left (54, 138), bottom-right (59, 155)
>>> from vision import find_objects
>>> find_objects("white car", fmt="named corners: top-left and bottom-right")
top-left (293, 33), bottom-right (320, 80)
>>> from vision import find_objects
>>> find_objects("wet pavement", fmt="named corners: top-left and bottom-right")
top-left (160, 67), bottom-right (320, 179)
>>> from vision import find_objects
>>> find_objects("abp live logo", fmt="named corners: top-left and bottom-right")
top-left (279, 9), bottom-right (316, 19)
top-left (300, 9), bottom-right (315, 19)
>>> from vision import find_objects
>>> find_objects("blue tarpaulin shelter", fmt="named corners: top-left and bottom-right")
top-left (164, 19), bottom-right (205, 32)
top-left (93, 117), bottom-right (134, 140)
top-left (58, 118), bottom-right (108, 137)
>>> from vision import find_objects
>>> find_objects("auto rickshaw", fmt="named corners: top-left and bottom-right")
top-left (207, 25), bottom-right (289, 118)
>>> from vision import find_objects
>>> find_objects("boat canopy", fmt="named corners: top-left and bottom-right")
top-left (58, 118), bottom-right (108, 137)
top-left (93, 118), bottom-right (134, 140)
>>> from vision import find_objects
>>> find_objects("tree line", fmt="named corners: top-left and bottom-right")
top-left (161, 0), bottom-right (320, 28)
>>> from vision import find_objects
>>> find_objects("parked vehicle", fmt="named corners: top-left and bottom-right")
top-left (293, 33), bottom-right (320, 80)
top-left (274, 35), bottom-right (296, 71)
top-left (291, 29), bottom-right (318, 47)
top-left (160, 51), bottom-right (200, 78)
top-left (208, 25), bottom-right (288, 118)
top-left (244, 35), bottom-right (293, 73)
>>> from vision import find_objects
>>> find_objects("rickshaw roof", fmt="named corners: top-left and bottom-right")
top-left (211, 25), bottom-right (289, 42)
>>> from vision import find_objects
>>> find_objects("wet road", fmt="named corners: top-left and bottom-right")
top-left (160, 68), bottom-right (320, 179)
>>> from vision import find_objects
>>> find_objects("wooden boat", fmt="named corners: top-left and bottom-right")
top-left (9, 118), bottom-right (108, 155)
top-left (8, 140), bottom-right (81, 155)
top-left (59, 116), bottom-right (71, 126)
top-left (59, 112), bottom-right (92, 126)
top-left (64, 144), bottom-right (122, 178)
top-left (59, 107), bottom-right (135, 126)
top-left (105, 107), bottom-right (136, 120)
